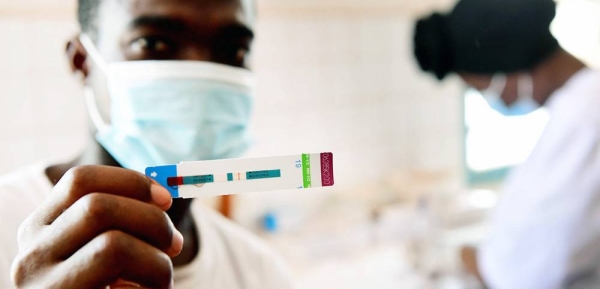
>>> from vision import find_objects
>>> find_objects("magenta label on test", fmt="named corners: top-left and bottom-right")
top-left (320, 153), bottom-right (334, 187)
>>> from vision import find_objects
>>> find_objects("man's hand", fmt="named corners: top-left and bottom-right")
top-left (10, 165), bottom-right (183, 289)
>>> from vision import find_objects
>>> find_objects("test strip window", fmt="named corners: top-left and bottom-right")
top-left (166, 170), bottom-right (282, 188)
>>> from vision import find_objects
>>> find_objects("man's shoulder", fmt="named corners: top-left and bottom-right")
top-left (0, 163), bottom-right (50, 200)
top-left (0, 162), bottom-right (51, 225)
top-left (0, 163), bottom-right (52, 289)
top-left (191, 204), bottom-right (293, 286)
top-left (195, 205), bottom-right (277, 257)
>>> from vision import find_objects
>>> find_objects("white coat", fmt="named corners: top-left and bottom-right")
top-left (479, 69), bottom-right (600, 289)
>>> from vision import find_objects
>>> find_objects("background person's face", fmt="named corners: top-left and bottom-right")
top-left (460, 73), bottom-right (520, 106)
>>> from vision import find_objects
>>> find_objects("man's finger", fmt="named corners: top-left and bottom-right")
top-left (43, 193), bottom-right (183, 261)
top-left (33, 165), bottom-right (172, 225)
top-left (52, 230), bottom-right (174, 289)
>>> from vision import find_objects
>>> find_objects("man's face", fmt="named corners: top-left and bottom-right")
top-left (86, 0), bottom-right (254, 67)
top-left (70, 0), bottom-right (254, 126)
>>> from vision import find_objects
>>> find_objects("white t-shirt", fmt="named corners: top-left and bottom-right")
top-left (0, 163), bottom-right (294, 289)
top-left (479, 69), bottom-right (600, 289)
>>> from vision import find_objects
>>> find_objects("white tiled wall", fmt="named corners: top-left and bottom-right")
top-left (247, 15), bottom-right (463, 182)
top-left (0, 17), bottom-right (86, 174)
top-left (237, 13), bottom-right (463, 227)
top-left (0, 3), bottom-right (463, 226)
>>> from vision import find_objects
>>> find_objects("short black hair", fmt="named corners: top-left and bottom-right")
top-left (77, 0), bottom-right (256, 41)
top-left (77, 0), bottom-right (101, 40)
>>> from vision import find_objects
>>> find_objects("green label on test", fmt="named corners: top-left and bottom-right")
top-left (302, 153), bottom-right (312, 188)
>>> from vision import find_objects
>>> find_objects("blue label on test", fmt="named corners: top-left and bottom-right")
top-left (146, 165), bottom-right (179, 198)
top-left (246, 170), bottom-right (282, 180)
top-left (182, 175), bottom-right (214, 185)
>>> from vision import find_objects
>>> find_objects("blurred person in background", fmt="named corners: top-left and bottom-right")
top-left (0, 0), bottom-right (293, 288)
top-left (414, 0), bottom-right (600, 288)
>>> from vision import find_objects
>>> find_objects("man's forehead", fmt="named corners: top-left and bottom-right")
top-left (99, 0), bottom-right (253, 28)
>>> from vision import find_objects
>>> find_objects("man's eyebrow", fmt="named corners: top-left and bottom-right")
top-left (220, 23), bottom-right (254, 39)
top-left (129, 16), bottom-right (187, 31)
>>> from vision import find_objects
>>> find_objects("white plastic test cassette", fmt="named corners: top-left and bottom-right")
top-left (146, 152), bottom-right (335, 198)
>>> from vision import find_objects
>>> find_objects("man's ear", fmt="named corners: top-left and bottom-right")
top-left (65, 35), bottom-right (90, 81)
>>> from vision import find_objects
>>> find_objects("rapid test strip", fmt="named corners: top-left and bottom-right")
top-left (146, 153), bottom-right (335, 199)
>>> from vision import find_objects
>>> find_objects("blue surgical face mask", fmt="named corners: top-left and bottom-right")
top-left (80, 35), bottom-right (255, 172)
top-left (481, 73), bottom-right (539, 116)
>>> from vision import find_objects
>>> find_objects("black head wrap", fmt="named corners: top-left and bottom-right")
top-left (414, 0), bottom-right (560, 80)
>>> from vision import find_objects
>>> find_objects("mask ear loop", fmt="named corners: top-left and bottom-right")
top-left (79, 34), bottom-right (109, 74)
top-left (517, 73), bottom-right (535, 103)
top-left (84, 87), bottom-right (110, 134)
top-left (480, 73), bottom-right (507, 102)
top-left (79, 34), bottom-right (111, 134)
top-left (486, 74), bottom-right (507, 99)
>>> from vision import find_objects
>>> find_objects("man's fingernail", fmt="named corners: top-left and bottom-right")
top-left (151, 183), bottom-right (172, 208)
top-left (170, 229), bottom-right (184, 257)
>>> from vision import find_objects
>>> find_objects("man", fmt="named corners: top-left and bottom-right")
top-left (1, 0), bottom-right (293, 288)
top-left (414, 0), bottom-right (600, 288)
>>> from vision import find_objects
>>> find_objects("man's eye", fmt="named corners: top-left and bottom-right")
top-left (219, 45), bottom-right (249, 67)
top-left (234, 47), bottom-right (249, 63)
top-left (129, 37), bottom-right (172, 54)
